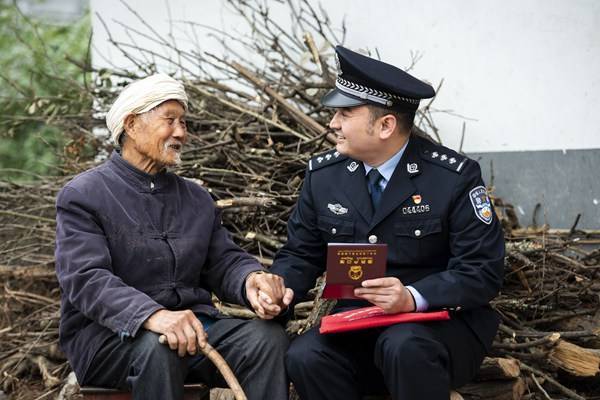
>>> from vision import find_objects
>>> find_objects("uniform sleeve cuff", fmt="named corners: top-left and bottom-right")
top-left (406, 286), bottom-right (429, 312)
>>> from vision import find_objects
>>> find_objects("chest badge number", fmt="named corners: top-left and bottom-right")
top-left (403, 194), bottom-right (430, 215)
top-left (328, 203), bottom-right (348, 215)
top-left (469, 186), bottom-right (493, 225)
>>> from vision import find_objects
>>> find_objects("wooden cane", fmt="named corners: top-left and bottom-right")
top-left (158, 334), bottom-right (247, 400)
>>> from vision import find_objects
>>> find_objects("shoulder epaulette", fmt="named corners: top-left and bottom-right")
top-left (420, 141), bottom-right (469, 174)
top-left (308, 149), bottom-right (348, 172)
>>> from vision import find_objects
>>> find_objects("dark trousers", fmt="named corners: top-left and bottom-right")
top-left (83, 318), bottom-right (289, 400)
top-left (286, 318), bottom-right (487, 400)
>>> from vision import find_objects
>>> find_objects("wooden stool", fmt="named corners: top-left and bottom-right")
top-left (79, 384), bottom-right (210, 400)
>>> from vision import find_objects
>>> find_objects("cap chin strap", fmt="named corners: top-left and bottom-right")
top-left (335, 77), bottom-right (420, 107)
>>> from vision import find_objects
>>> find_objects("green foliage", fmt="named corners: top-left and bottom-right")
top-left (0, 1), bottom-right (92, 179)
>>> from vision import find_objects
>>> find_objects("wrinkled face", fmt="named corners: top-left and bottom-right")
top-left (131, 100), bottom-right (187, 168)
top-left (329, 105), bottom-right (379, 162)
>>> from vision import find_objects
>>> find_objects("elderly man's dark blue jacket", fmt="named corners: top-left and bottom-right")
top-left (55, 151), bottom-right (262, 382)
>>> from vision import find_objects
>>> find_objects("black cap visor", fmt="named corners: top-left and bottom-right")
top-left (321, 89), bottom-right (367, 108)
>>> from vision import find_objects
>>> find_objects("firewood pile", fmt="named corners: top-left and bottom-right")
top-left (0, 1), bottom-right (598, 399)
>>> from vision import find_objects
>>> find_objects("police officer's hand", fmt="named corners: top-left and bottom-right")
top-left (143, 309), bottom-right (207, 357)
top-left (354, 277), bottom-right (416, 314)
top-left (245, 271), bottom-right (294, 319)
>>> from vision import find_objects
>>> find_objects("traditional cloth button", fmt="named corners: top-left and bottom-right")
top-left (414, 229), bottom-right (422, 237)
top-left (368, 235), bottom-right (378, 243)
top-left (331, 228), bottom-right (337, 235)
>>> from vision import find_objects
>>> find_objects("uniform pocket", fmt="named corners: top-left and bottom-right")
top-left (317, 214), bottom-right (354, 240)
top-left (393, 217), bottom-right (446, 263)
top-left (394, 217), bottom-right (442, 239)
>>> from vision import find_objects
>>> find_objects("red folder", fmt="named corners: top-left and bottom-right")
top-left (319, 306), bottom-right (450, 334)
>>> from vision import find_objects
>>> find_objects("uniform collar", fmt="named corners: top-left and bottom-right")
top-left (368, 136), bottom-right (422, 228)
top-left (109, 150), bottom-right (170, 192)
top-left (363, 138), bottom-right (410, 183)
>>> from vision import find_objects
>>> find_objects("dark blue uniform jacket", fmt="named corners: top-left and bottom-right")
top-left (55, 151), bottom-right (262, 382)
top-left (271, 135), bottom-right (505, 350)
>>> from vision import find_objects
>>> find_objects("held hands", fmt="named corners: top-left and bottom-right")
top-left (143, 309), bottom-right (207, 357)
top-left (245, 271), bottom-right (294, 319)
top-left (354, 277), bottom-right (416, 314)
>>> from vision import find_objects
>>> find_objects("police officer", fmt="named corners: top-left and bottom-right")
top-left (269, 46), bottom-right (505, 400)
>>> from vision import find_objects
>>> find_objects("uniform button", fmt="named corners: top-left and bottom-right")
top-left (368, 235), bottom-right (377, 244)
top-left (414, 229), bottom-right (421, 237)
top-left (331, 228), bottom-right (337, 235)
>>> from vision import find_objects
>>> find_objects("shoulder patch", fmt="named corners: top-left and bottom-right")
top-left (308, 149), bottom-right (347, 171)
top-left (420, 143), bottom-right (469, 174)
top-left (469, 186), bottom-right (493, 224)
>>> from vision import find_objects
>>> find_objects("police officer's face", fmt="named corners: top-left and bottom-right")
top-left (329, 106), bottom-right (380, 162)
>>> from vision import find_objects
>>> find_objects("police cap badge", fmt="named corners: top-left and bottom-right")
top-left (322, 46), bottom-right (435, 112)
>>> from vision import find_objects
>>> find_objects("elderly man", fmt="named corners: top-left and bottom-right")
top-left (269, 46), bottom-right (505, 399)
top-left (55, 74), bottom-right (292, 400)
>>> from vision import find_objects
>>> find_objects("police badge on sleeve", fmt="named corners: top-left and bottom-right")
top-left (469, 186), bottom-right (493, 225)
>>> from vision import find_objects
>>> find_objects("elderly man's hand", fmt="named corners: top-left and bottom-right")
top-left (353, 277), bottom-right (416, 314)
top-left (143, 309), bottom-right (207, 357)
top-left (245, 271), bottom-right (294, 319)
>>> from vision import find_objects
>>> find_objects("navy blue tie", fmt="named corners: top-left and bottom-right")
top-left (367, 169), bottom-right (384, 209)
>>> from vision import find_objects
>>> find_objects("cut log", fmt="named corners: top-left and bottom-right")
top-left (457, 378), bottom-right (526, 400)
top-left (548, 339), bottom-right (600, 377)
top-left (475, 357), bottom-right (520, 381)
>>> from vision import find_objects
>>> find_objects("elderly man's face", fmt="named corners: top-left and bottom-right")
top-left (130, 100), bottom-right (187, 170)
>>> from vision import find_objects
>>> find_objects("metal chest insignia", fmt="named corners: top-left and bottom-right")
top-left (469, 186), bottom-right (493, 225)
top-left (328, 203), bottom-right (349, 215)
top-left (347, 161), bottom-right (359, 172)
top-left (407, 163), bottom-right (419, 174)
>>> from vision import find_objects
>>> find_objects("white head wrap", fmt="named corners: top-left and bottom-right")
top-left (106, 73), bottom-right (189, 145)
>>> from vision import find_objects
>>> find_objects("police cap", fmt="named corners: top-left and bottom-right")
top-left (322, 46), bottom-right (435, 111)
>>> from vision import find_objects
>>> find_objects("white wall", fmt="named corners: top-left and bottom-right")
top-left (91, 0), bottom-right (600, 153)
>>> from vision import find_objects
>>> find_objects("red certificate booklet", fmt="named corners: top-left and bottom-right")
top-left (319, 306), bottom-right (450, 334)
top-left (322, 243), bottom-right (388, 299)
